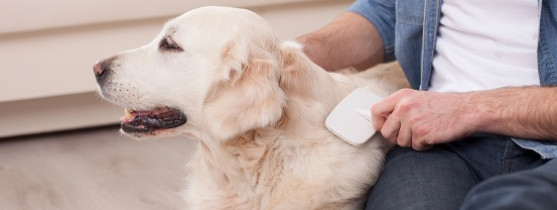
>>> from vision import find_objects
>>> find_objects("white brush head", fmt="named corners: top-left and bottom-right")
top-left (325, 88), bottom-right (383, 146)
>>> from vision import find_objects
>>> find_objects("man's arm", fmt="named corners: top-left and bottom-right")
top-left (296, 12), bottom-right (385, 71)
top-left (474, 86), bottom-right (557, 140)
top-left (371, 87), bottom-right (557, 151)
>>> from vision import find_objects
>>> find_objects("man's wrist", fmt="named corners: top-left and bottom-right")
top-left (456, 91), bottom-right (496, 135)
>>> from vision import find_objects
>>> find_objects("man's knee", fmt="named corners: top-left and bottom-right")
top-left (366, 147), bottom-right (477, 210)
top-left (461, 159), bottom-right (557, 210)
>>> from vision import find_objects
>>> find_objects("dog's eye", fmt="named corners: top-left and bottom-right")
top-left (159, 37), bottom-right (183, 52)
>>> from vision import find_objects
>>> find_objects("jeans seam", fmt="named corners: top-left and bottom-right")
top-left (439, 145), bottom-right (481, 183)
top-left (459, 157), bottom-right (480, 184)
top-left (501, 139), bottom-right (513, 174)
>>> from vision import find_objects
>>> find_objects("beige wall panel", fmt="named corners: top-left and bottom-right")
top-left (0, 0), bottom-right (353, 137)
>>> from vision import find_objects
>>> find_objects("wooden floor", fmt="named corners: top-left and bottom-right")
top-left (0, 126), bottom-right (196, 210)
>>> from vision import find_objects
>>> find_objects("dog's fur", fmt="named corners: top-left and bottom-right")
top-left (96, 6), bottom-right (408, 210)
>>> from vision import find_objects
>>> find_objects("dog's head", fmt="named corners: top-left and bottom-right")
top-left (94, 6), bottom-right (315, 140)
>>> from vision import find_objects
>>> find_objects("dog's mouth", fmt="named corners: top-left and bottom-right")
top-left (120, 107), bottom-right (187, 133)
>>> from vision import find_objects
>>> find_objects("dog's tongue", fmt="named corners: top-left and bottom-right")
top-left (120, 108), bottom-right (161, 123)
top-left (121, 108), bottom-right (134, 123)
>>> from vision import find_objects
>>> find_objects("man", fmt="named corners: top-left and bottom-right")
top-left (297, 0), bottom-right (557, 209)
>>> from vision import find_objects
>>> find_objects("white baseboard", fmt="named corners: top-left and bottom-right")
top-left (0, 92), bottom-right (121, 138)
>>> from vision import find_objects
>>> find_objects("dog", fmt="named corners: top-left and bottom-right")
top-left (94, 6), bottom-right (408, 210)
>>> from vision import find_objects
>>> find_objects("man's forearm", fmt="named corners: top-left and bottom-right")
top-left (471, 86), bottom-right (557, 140)
top-left (296, 12), bottom-right (384, 71)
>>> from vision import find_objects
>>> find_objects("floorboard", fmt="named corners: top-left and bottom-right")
top-left (0, 126), bottom-right (196, 210)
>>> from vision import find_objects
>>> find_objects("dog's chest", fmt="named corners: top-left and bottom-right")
top-left (190, 128), bottom-right (374, 210)
top-left (207, 140), bottom-right (344, 209)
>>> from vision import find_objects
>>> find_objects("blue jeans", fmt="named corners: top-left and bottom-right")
top-left (365, 133), bottom-right (557, 210)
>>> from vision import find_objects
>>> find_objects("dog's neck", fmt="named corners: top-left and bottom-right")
top-left (197, 128), bottom-right (279, 187)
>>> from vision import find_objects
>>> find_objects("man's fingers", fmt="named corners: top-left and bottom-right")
top-left (371, 112), bottom-right (386, 131)
top-left (371, 89), bottom-right (414, 130)
top-left (370, 102), bottom-right (394, 131)
top-left (396, 121), bottom-right (412, 147)
top-left (412, 130), bottom-right (434, 151)
top-left (380, 114), bottom-right (401, 143)
top-left (412, 140), bottom-right (433, 151)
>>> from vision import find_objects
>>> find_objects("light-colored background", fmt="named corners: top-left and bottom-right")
top-left (0, 1), bottom-right (356, 209)
top-left (0, 0), bottom-right (353, 138)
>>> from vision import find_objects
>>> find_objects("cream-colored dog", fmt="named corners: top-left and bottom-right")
top-left (94, 6), bottom-right (408, 210)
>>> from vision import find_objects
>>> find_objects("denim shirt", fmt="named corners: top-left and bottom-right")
top-left (349, 0), bottom-right (557, 159)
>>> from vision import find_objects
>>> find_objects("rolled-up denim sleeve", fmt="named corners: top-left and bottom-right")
top-left (348, 0), bottom-right (396, 62)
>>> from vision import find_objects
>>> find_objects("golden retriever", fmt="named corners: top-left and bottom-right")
top-left (94, 6), bottom-right (408, 210)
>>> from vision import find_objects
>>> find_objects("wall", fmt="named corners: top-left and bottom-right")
top-left (0, 0), bottom-right (353, 137)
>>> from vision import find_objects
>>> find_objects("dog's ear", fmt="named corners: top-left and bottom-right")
top-left (202, 40), bottom-right (286, 141)
top-left (277, 41), bottom-right (321, 98)
top-left (216, 39), bottom-right (249, 83)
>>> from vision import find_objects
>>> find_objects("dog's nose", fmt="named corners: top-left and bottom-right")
top-left (93, 62), bottom-right (105, 78)
top-left (93, 58), bottom-right (114, 84)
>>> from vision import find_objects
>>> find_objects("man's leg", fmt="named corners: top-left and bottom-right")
top-left (460, 158), bottom-right (557, 210)
top-left (365, 146), bottom-right (478, 210)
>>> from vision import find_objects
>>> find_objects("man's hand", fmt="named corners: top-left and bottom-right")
top-left (372, 87), bottom-right (557, 150)
top-left (371, 89), bottom-right (478, 150)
